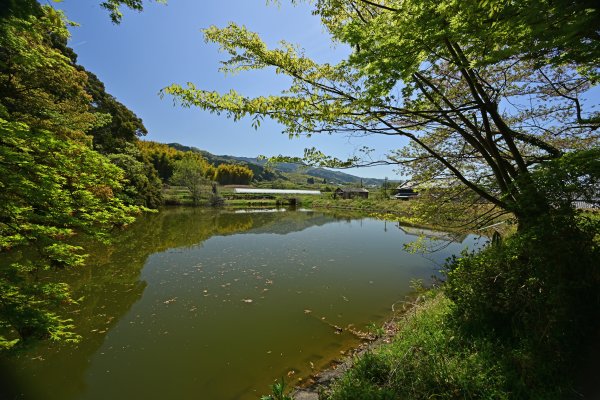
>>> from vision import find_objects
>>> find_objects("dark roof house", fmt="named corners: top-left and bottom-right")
top-left (394, 181), bottom-right (419, 200)
top-left (334, 187), bottom-right (369, 199)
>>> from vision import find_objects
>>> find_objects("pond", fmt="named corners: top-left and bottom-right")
top-left (1, 208), bottom-right (483, 400)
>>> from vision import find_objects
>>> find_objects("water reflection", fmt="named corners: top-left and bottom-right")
top-left (1, 208), bottom-right (481, 400)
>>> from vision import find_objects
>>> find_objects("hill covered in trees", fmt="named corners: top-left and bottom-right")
top-left (167, 142), bottom-right (392, 186)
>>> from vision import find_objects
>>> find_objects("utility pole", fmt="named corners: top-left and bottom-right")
top-left (384, 177), bottom-right (388, 197)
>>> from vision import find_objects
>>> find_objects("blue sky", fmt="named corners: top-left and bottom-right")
top-left (56, 0), bottom-right (406, 179)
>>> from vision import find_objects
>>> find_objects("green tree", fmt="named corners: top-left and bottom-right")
top-left (163, 0), bottom-right (598, 229)
top-left (214, 163), bottom-right (254, 185)
top-left (0, 119), bottom-right (141, 349)
top-left (137, 140), bottom-right (183, 181)
top-left (137, 141), bottom-right (216, 185)
top-left (108, 143), bottom-right (164, 208)
top-left (37, 11), bottom-right (164, 208)
top-left (171, 153), bottom-right (212, 205)
top-left (0, 6), bottom-right (107, 140)
top-left (83, 70), bottom-right (148, 150)
top-left (0, 0), bottom-right (164, 25)
top-left (161, 1), bottom-right (600, 377)
top-left (0, 5), bottom-right (149, 350)
top-left (468, 0), bottom-right (599, 76)
top-left (100, 0), bottom-right (166, 24)
top-left (0, 0), bottom-right (44, 21)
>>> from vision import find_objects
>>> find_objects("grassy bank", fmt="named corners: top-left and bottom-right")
top-left (309, 197), bottom-right (413, 215)
top-left (319, 289), bottom-right (587, 400)
top-left (314, 211), bottom-right (600, 400)
top-left (323, 291), bottom-right (512, 399)
top-left (163, 185), bottom-right (314, 208)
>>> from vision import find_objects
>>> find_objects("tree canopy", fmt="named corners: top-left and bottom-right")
top-left (164, 0), bottom-right (599, 227)
top-left (170, 153), bottom-right (213, 205)
top-left (0, 4), bottom-right (160, 349)
top-left (100, 0), bottom-right (166, 24)
top-left (214, 163), bottom-right (254, 185)
top-left (0, 118), bottom-right (141, 349)
top-left (0, 6), bottom-right (105, 139)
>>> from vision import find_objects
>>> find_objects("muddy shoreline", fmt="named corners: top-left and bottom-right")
top-left (290, 295), bottom-right (424, 399)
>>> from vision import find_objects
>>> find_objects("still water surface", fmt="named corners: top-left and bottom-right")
top-left (3, 208), bottom-right (482, 400)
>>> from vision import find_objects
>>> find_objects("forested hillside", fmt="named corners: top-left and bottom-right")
top-left (168, 142), bottom-right (390, 186)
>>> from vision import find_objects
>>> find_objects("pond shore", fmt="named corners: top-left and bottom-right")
top-left (290, 293), bottom-right (425, 399)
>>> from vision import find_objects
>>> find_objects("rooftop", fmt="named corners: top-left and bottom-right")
top-left (335, 187), bottom-right (369, 193)
top-left (233, 188), bottom-right (322, 195)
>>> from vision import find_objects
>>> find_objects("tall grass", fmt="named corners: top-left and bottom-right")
top-left (325, 293), bottom-right (515, 400)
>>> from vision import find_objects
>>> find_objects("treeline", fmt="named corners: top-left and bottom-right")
top-left (0, 1), bottom-right (249, 350)
top-left (138, 140), bottom-right (254, 186)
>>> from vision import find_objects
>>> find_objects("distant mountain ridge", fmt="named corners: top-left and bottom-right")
top-left (167, 143), bottom-right (394, 186)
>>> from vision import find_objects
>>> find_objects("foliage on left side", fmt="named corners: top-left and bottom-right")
top-left (0, 119), bottom-right (142, 350)
top-left (0, 3), bottom-right (152, 350)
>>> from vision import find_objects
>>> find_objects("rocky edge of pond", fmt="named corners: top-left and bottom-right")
top-left (291, 294), bottom-right (425, 399)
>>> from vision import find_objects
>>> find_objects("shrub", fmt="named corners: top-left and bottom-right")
top-left (326, 294), bottom-right (511, 400)
top-left (443, 213), bottom-right (600, 395)
top-left (208, 194), bottom-right (225, 207)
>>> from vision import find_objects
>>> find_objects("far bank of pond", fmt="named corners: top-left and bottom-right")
top-left (1, 207), bottom-right (483, 400)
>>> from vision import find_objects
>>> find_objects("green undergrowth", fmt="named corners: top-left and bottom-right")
top-left (323, 212), bottom-right (599, 400)
top-left (311, 198), bottom-right (414, 218)
top-left (325, 290), bottom-right (581, 400)
top-left (325, 292), bottom-right (512, 400)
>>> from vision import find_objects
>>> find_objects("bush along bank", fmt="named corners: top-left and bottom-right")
top-left (303, 212), bottom-right (600, 400)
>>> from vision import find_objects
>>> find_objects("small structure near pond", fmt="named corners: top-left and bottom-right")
top-left (394, 181), bottom-right (419, 200)
top-left (233, 188), bottom-right (321, 195)
top-left (334, 187), bottom-right (369, 199)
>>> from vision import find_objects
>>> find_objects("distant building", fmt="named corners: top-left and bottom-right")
top-left (233, 188), bottom-right (321, 195)
top-left (573, 199), bottom-right (599, 210)
top-left (334, 187), bottom-right (369, 199)
top-left (394, 181), bottom-right (419, 200)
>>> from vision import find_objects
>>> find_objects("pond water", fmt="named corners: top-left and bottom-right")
top-left (1, 208), bottom-right (483, 400)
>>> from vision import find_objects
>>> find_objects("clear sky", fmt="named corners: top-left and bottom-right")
top-left (55, 0), bottom-right (407, 179)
